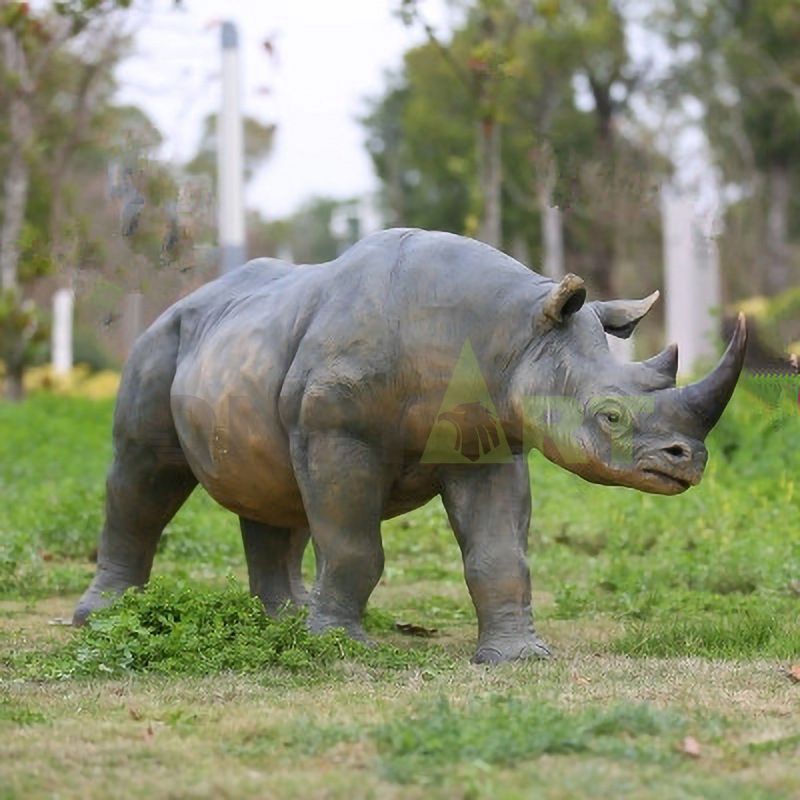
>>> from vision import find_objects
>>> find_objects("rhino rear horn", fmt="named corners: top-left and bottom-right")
top-left (541, 274), bottom-right (586, 325)
top-left (590, 291), bottom-right (660, 339)
top-left (642, 342), bottom-right (679, 382)
top-left (673, 313), bottom-right (748, 436)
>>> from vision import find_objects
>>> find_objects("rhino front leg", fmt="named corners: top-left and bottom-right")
top-left (440, 456), bottom-right (551, 663)
top-left (240, 520), bottom-right (312, 612)
top-left (290, 432), bottom-right (386, 640)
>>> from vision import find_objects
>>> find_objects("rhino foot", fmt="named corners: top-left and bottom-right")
top-left (472, 635), bottom-right (552, 664)
top-left (72, 560), bottom-right (146, 626)
top-left (73, 583), bottom-right (128, 626)
top-left (307, 613), bottom-right (372, 645)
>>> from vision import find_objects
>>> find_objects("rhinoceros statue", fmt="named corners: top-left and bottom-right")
top-left (74, 229), bottom-right (747, 663)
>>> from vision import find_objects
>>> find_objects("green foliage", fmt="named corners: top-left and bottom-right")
top-left (532, 373), bottom-right (800, 657)
top-left (365, 0), bottom-right (666, 293)
top-left (0, 395), bottom-right (112, 596)
top-left (51, 1), bottom-right (133, 34)
top-left (0, 698), bottom-right (47, 726)
top-left (659, 0), bottom-right (800, 298)
top-left (0, 291), bottom-right (50, 391)
top-left (250, 196), bottom-right (360, 264)
top-left (186, 113), bottom-right (275, 186)
top-left (664, 0), bottom-right (800, 171)
top-left (0, 380), bottom-right (797, 662)
top-left (0, 384), bottom-right (798, 796)
top-left (227, 719), bottom-right (362, 762)
top-left (11, 577), bottom-right (450, 679)
top-left (611, 603), bottom-right (800, 659)
top-left (374, 696), bottom-right (685, 783)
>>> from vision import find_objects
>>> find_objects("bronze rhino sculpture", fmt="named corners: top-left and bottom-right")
top-left (74, 229), bottom-right (747, 662)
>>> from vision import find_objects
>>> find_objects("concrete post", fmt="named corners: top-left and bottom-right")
top-left (218, 20), bottom-right (246, 274)
top-left (51, 288), bottom-right (74, 376)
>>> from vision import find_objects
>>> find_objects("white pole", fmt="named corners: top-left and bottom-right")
top-left (218, 20), bottom-right (246, 274)
top-left (662, 189), bottom-right (721, 377)
top-left (51, 288), bottom-right (74, 376)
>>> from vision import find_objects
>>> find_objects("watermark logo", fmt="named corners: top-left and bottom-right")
top-left (422, 340), bottom-right (513, 464)
top-left (743, 370), bottom-right (800, 427)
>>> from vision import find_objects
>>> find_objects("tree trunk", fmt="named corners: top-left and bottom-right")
top-left (0, 79), bottom-right (33, 401)
top-left (0, 139), bottom-right (30, 294)
top-left (1, 27), bottom-right (34, 294)
top-left (587, 76), bottom-right (617, 298)
top-left (535, 154), bottom-right (564, 280)
top-left (764, 163), bottom-right (791, 296)
top-left (477, 118), bottom-right (502, 248)
top-left (590, 231), bottom-right (616, 298)
top-left (5, 359), bottom-right (24, 402)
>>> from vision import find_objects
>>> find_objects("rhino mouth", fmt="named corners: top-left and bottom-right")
top-left (641, 468), bottom-right (694, 492)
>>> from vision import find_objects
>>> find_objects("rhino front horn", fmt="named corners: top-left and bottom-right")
top-left (675, 313), bottom-right (748, 436)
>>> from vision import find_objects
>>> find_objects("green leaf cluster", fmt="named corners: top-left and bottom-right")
top-left (11, 576), bottom-right (452, 679)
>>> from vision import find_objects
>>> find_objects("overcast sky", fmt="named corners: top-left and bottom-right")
top-left (115, 0), bottom-right (449, 220)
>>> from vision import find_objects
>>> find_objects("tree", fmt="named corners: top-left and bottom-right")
top-left (248, 196), bottom-right (363, 265)
top-left (364, 0), bottom-right (664, 296)
top-left (398, 0), bottom-right (530, 247)
top-left (659, 0), bottom-right (800, 297)
top-left (185, 112), bottom-right (275, 188)
top-left (0, 0), bottom-right (132, 399)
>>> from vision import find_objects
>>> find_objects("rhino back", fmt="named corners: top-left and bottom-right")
top-left (283, 229), bottom-right (551, 447)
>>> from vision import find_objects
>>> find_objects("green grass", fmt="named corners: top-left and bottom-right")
top-left (374, 697), bottom-right (687, 783)
top-left (0, 377), bottom-right (799, 798)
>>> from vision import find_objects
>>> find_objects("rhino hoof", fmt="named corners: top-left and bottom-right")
top-left (472, 637), bottom-right (553, 664)
top-left (72, 591), bottom-right (113, 627)
top-left (307, 615), bottom-right (372, 645)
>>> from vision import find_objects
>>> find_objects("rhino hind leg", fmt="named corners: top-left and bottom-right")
top-left (440, 457), bottom-right (552, 664)
top-left (290, 432), bottom-right (385, 641)
top-left (240, 520), bottom-right (314, 613)
top-left (72, 443), bottom-right (197, 626)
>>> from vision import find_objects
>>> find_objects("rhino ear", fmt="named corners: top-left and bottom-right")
top-left (541, 274), bottom-right (587, 326)
top-left (590, 290), bottom-right (659, 339)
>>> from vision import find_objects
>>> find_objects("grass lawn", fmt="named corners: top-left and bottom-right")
top-left (1, 375), bottom-right (798, 799)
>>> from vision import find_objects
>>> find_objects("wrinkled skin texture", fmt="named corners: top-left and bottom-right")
top-left (74, 229), bottom-right (746, 662)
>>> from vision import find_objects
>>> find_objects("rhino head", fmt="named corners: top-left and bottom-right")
top-left (514, 273), bottom-right (747, 495)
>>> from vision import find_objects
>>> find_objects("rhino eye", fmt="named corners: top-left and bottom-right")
top-left (591, 400), bottom-right (629, 431)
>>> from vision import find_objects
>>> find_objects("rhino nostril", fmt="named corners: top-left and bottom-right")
top-left (664, 443), bottom-right (690, 460)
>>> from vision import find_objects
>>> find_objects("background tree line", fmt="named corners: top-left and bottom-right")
top-left (1, 0), bottom-right (799, 399)
top-left (359, 0), bottom-right (800, 351)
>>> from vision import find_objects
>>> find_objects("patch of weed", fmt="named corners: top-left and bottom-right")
top-left (374, 696), bottom-right (685, 784)
top-left (10, 577), bottom-right (452, 680)
top-left (747, 733), bottom-right (800, 754)
top-left (227, 718), bottom-right (361, 762)
top-left (363, 606), bottom-right (398, 634)
top-left (0, 539), bottom-right (93, 599)
top-left (0, 697), bottom-right (47, 725)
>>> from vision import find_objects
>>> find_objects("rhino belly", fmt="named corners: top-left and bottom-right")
top-left (171, 359), bottom-right (307, 528)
